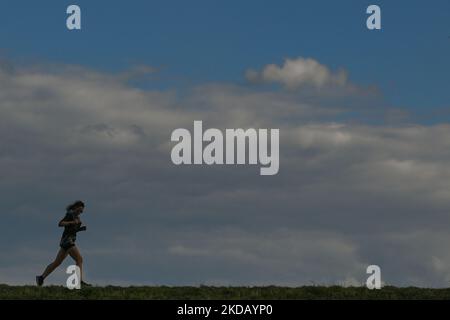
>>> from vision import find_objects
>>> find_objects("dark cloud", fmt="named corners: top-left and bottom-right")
top-left (1, 60), bottom-right (449, 287)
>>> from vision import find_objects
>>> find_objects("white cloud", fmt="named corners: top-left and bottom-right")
top-left (246, 57), bottom-right (349, 90)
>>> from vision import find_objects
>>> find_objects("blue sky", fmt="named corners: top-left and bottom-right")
top-left (1, 0), bottom-right (449, 110)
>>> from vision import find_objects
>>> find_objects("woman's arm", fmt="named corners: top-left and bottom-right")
top-left (58, 220), bottom-right (74, 227)
top-left (58, 217), bottom-right (81, 227)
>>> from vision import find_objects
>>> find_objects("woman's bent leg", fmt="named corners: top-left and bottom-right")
top-left (67, 246), bottom-right (83, 282)
top-left (41, 248), bottom-right (69, 279)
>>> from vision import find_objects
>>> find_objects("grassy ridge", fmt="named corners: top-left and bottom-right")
top-left (1, 285), bottom-right (450, 299)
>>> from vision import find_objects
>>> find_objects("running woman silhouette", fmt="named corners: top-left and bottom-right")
top-left (36, 200), bottom-right (90, 287)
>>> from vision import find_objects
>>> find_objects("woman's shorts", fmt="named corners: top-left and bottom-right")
top-left (60, 237), bottom-right (76, 251)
